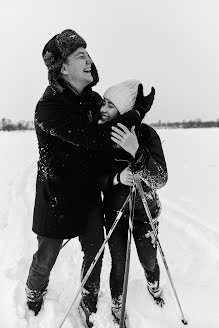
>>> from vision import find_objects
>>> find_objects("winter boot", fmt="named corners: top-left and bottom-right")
top-left (147, 282), bottom-right (165, 307)
top-left (25, 285), bottom-right (47, 315)
top-left (78, 285), bottom-right (99, 327)
top-left (111, 298), bottom-right (127, 327)
top-left (78, 299), bottom-right (96, 328)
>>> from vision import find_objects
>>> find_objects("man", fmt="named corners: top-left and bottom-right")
top-left (25, 29), bottom-right (142, 327)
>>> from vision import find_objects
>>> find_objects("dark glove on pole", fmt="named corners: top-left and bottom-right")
top-left (133, 84), bottom-right (155, 120)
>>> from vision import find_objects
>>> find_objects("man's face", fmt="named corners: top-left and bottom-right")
top-left (100, 98), bottom-right (119, 123)
top-left (62, 47), bottom-right (93, 88)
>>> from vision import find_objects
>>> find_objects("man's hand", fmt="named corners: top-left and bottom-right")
top-left (111, 123), bottom-right (139, 157)
top-left (120, 167), bottom-right (134, 186)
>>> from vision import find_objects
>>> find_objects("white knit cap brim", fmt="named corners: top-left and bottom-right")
top-left (103, 79), bottom-right (140, 115)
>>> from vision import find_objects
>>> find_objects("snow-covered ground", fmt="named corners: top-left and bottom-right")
top-left (0, 128), bottom-right (219, 328)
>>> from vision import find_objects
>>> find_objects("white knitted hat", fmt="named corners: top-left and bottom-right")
top-left (103, 79), bottom-right (140, 115)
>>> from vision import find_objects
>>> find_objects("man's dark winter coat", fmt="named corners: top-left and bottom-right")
top-left (33, 82), bottom-right (112, 239)
top-left (33, 81), bottom-right (140, 239)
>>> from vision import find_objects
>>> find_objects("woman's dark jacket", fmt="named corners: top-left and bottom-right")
top-left (101, 124), bottom-right (168, 221)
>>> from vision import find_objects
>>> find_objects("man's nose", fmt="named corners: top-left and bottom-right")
top-left (86, 55), bottom-right (93, 65)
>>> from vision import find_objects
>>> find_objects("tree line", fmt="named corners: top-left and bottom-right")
top-left (0, 118), bottom-right (34, 131)
top-left (0, 118), bottom-right (219, 131)
top-left (151, 119), bottom-right (219, 129)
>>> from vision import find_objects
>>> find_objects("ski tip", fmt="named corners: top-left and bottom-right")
top-left (182, 318), bottom-right (188, 325)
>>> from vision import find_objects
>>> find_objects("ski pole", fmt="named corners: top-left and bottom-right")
top-left (57, 189), bottom-right (132, 328)
top-left (119, 185), bottom-right (136, 328)
top-left (134, 175), bottom-right (188, 325)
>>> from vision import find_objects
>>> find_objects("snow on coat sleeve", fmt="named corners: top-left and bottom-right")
top-left (130, 124), bottom-right (168, 190)
top-left (35, 98), bottom-right (112, 151)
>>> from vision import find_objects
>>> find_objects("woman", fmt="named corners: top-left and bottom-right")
top-left (99, 79), bottom-right (168, 324)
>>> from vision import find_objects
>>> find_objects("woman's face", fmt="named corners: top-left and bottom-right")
top-left (100, 98), bottom-right (119, 123)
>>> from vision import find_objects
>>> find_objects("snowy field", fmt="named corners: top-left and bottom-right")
top-left (0, 128), bottom-right (219, 328)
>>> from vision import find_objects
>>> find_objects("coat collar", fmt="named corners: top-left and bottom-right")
top-left (59, 78), bottom-right (93, 103)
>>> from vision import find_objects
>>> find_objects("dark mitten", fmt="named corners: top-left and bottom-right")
top-left (116, 110), bottom-right (141, 130)
top-left (134, 84), bottom-right (155, 120)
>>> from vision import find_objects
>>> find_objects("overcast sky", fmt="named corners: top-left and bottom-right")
top-left (0, 0), bottom-right (218, 123)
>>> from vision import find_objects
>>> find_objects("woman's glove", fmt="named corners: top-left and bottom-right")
top-left (133, 84), bottom-right (155, 120)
